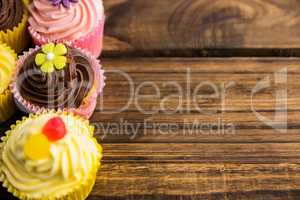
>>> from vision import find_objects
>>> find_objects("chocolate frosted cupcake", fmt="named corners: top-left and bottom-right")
top-left (0, 0), bottom-right (23, 29)
top-left (0, 0), bottom-right (30, 53)
top-left (11, 42), bottom-right (105, 119)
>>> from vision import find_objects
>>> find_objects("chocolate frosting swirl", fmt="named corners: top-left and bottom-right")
top-left (0, 0), bottom-right (24, 30)
top-left (17, 46), bottom-right (95, 109)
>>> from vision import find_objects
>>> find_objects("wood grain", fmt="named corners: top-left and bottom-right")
top-left (91, 57), bottom-right (300, 198)
top-left (92, 58), bottom-right (299, 145)
top-left (2, 163), bottom-right (300, 199)
top-left (103, 0), bottom-right (300, 54)
top-left (2, 58), bottom-right (300, 199)
top-left (89, 163), bottom-right (300, 199)
top-left (98, 58), bottom-right (298, 113)
top-left (101, 143), bottom-right (300, 164)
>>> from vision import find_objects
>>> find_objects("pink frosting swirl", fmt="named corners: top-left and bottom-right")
top-left (28, 0), bottom-right (103, 41)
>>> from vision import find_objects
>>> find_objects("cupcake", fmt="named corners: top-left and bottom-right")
top-left (0, 0), bottom-right (30, 53)
top-left (11, 42), bottom-right (105, 119)
top-left (0, 43), bottom-right (17, 123)
top-left (28, 0), bottom-right (105, 57)
top-left (0, 111), bottom-right (103, 199)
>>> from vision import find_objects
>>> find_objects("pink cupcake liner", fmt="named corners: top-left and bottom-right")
top-left (29, 16), bottom-right (105, 57)
top-left (11, 44), bottom-right (106, 119)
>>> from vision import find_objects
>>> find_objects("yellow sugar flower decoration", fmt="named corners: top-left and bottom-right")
top-left (35, 43), bottom-right (68, 73)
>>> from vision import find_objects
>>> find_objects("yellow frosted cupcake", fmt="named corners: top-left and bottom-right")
top-left (0, 42), bottom-right (17, 123)
top-left (0, 111), bottom-right (103, 200)
top-left (0, 0), bottom-right (30, 53)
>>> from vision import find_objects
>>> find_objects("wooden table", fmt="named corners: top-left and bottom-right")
top-left (2, 0), bottom-right (300, 199)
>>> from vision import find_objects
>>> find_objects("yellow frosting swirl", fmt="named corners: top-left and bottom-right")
top-left (0, 43), bottom-right (17, 93)
top-left (0, 112), bottom-right (102, 199)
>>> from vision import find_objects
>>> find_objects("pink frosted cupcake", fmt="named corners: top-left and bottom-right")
top-left (11, 42), bottom-right (105, 119)
top-left (28, 0), bottom-right (105, 57)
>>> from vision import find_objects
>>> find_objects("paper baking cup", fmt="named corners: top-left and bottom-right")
top-left (0, 43), bottom-right (17, 123)
top-left (0, 111), bottom-right (103, 200)
top-left (29, 17), bottom-right (105, 57)
top-left (0, 89), bottom-right (16, 123)
top-left (0, 0), bottom-right (30, 54)
top-left (11, 44), bottom-right (106, 119)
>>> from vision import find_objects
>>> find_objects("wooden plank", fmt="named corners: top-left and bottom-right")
top-left (101, 143), bottom-right (300, 164)
top-left (92, 58), bottom-right (300, 144)
top-left (2, 57), bottom-right (300, 199)
top-left (97, 128), bottom-right (300, 144)
top-left (99, 58), bottom-right (300, 73)
top-left (103, 0), bottom-right (300, 53)
top-left (2, 163), bottom-right (300, 199)
top-left (91, 111), bottom-right (298, 126)
top-left (90, 163), bottom-right (300, 199)
top-left (98, 58), bottom-right (298, 114)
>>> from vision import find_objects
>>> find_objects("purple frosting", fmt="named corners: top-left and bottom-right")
top-left (50, 0), bottom-right (79, 8)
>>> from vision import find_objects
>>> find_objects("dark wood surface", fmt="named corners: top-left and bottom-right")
top-left (103, 0), bottom-right (300, 55)
top-left (91, 58), bottom-right (300, 199)
top-left (2, 58), bottom-right (300, 199)
top-left (2, 0), bottom-right (300, 199)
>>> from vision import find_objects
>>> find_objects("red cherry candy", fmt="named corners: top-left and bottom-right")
top-left (42, 117), bottom-right (67, 141)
